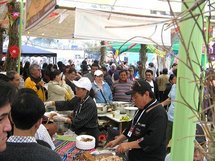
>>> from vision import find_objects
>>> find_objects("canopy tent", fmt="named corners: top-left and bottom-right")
top-left (23, 0), bottom-right (184, 46)
top-left (73, 8), bottom-right (171, 46)
top-left (3, 44), bottom-right (57, 63)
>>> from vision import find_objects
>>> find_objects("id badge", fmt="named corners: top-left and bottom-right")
top-left (127, 126), bottom-right (134, 137)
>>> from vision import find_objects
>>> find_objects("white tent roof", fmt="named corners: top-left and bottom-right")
top-left (24, 0), bottom-right (181, 46)
top-left (23, 0), bottom-right (215, 46)
top-left (74, 8), bottom-right (171, 46)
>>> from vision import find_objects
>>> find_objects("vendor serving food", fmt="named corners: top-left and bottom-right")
top-left (45, 77), bottom-right (100, 146)
top-left (105, 80), bottom-right (167, 161)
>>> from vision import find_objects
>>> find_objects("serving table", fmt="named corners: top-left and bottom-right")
top-left (98, 113), bottom-right (131, 134)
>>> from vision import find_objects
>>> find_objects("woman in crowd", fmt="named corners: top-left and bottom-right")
top-left (92, 70), bottom-right (113, 103)
top-left (47, 69), bottom-right (74, 102)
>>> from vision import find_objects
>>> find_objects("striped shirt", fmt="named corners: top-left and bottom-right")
top-left (113, 80), bottom-right (133, 102)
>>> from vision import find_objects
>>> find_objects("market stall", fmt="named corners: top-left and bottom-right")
top-left (46, 101), bottom-right (134, 161)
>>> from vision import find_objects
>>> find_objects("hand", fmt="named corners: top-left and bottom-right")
top-left (105, 140), bottom-right (118, 148)
top-left (65, 118), bottom-right (72, 124)
top-left (53, 116), bottom-right (71, 124)
top-left (116, 142), bottom-right (131, 153)
top-left (44, 101), bottom-right (53, 108)
top-left (38, 81), bottom-right (45, 87)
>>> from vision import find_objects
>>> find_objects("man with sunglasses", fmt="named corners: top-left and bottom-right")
top-left (106, 79), bottom-right (167, 161)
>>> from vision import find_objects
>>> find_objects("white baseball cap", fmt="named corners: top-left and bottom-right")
top-left (73, 77), bottom-right (92, 91)
top-left (94, 70), bottom-right (103, 76)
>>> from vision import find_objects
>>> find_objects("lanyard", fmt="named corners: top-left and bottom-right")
top-left (76, 96), bottom-right (89, 116)
top-left (131, 99), bottom-right (157, 127)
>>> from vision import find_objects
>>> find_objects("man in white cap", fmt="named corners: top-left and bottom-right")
top-left (45, 77), bottom-right (100, 145)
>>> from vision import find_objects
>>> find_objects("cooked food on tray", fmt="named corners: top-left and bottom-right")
top-left (96, 155), bottom-right (123, 161)
top-left (82, 151), bottom-right (123, 161)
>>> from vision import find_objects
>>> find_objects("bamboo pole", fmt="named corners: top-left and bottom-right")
top-left (17, 0), bottom-right (23, 74)
top-left (171, 1), bottom-right (204, 161)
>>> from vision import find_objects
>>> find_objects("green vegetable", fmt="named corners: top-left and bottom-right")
top-left (120, 115), bottom-right (130, 121)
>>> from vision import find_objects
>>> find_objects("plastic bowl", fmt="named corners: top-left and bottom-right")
top-left (76, 135), bottom-right (95, 150)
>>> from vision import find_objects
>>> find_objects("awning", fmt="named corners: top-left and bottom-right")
top-left (74, 8), bottom-right (171, 46)
top-left (24, 1), bottom-right (173, 46)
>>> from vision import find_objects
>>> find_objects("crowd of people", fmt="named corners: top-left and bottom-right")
top-left (0, 59), bottom-right (209, 161)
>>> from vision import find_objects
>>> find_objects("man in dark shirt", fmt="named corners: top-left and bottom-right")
top-left (106, 80), bottom-right (167, 161)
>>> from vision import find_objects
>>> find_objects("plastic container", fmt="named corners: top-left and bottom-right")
top-left (113, 101), bottom-right (132, 114)
top-left (96, 103), bottom-right (107, 114)
top-left (124, 107), bottom-right (138, 118)
top-left (76, 135), bottom-right (95, 150)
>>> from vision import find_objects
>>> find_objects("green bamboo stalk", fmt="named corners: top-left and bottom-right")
top-left (171, 1), bottom-right (204, 161)
top-left (17, 0), bottom-right (23, 74)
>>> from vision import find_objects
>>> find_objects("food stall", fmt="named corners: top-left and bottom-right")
top-left (54, 134), bottom-right (127, 161)
top-left (46, 102), bottom-right (135, 161)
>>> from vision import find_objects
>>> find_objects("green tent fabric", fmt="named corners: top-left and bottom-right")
top-left (107, 42), bottom-right (140, 53)
top-left (172, 43), bottom-right (179, 53)
top-left (107, 42), bottom-right (152, 53)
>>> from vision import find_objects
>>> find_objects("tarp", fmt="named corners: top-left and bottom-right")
top-left (24, 2), bottom-right (172, 46)
top-left (74, 8), bottom-right (171, 46)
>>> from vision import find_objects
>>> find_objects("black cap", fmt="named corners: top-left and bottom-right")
top-left (125, 79), bottom-right (152, 95)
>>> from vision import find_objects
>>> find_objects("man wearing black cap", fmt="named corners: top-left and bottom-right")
top-left (106, 79), bottom-right (167, 161)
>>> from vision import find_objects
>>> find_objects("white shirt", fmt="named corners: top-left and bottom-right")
top-left (35, 124), bottom-right (56, 150)
top-left (146, 80), bottom-right (154, 92)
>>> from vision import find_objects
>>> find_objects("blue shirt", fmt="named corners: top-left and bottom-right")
top-left (92, 81), bottom-right (113, 103)
top-left (167, 84), bottom-right (176, 122)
